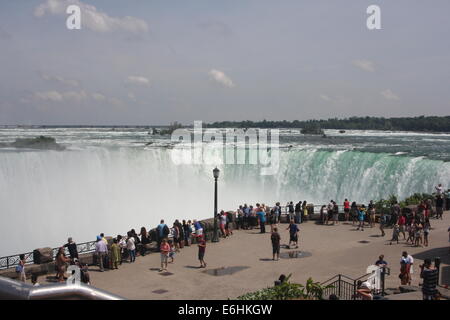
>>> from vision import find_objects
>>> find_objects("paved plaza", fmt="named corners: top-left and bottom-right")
top-left (81, 213), bottom-right (450, 299)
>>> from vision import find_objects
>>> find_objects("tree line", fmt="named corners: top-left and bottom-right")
top-left (206, 116), bottom-right (450, 132)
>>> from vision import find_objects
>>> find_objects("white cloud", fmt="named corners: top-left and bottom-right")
top-left (40, 73), bottom-right (79, 87)
top-left (353, 59), bottom-right (375, 72)
top-left (34, 0), bottom-right (149, 33)
top-left (381, 89), bottom-right (400, 101)
top-left (125, 76), bottom-right (150, 86)
top-left (320, 94), bottom-right (331, 102)
top-left (209, 69), bottom-right (235, 88)
top-left (33, 91), bottom-right (64, 102)
top-left (91, 92), bottom-right (106, 101)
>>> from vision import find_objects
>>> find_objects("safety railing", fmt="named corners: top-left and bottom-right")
top-left (0, 241), bottom-right (97, 270)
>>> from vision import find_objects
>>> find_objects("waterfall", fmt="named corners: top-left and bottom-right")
top-left (0, 146), bottom-right (449, 255)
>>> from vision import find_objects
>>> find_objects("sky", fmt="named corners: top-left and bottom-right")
top-left (0, 0), bottom-right (449, 125)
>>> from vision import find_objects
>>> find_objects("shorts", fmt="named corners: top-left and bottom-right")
top-left (196, 229), bottom-right (203, 236)
top-left (333, 214), bottom-right (339, 221)
top-left (160, 253), bottom-right (168, 264)
top-left (198, 251), bottom-right (205, 260)
top-left (290, 234), bottom-right (298, 242)
top-left (344, 208), bottom-right (350, 213)
top-left (272, 244), bottom-right (280, 254)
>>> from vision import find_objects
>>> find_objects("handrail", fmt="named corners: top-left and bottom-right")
top-left (0, 276), bottom-right (124, 300)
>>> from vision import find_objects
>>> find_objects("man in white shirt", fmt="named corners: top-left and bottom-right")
top-left (95, 236), bottom-right (108, 272)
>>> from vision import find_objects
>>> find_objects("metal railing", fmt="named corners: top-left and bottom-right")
top-left (0, 241), bottom-right (97, 270)
top-left (0, 276), bottom-right (124, 300)
top-left (321, 268), bottom-right (389, 300)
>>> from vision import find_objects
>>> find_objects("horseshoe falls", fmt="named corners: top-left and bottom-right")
top-left (1, 127), bottom-right (450, 255)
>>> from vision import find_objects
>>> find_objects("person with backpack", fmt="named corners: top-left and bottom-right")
top-left (156, 219), bottom-right (170, 251)
top-left (294, 201), bottom-right (301, 224)
top-left (287, 220), bottom-right (299, 249)
top-left (271, 227), bottom-right (281, 261)
top-left (288, 201), bottom-right (295, 222)
top-left (16, 254), bottom-right (26, 282)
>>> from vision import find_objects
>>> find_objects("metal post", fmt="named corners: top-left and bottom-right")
top-left (381, 267), bottom-right (386, 296)
top-left (435, 257), bottom-right (441, 285)
top-left (338, 274), bottom-right (341, 298)
top-left (212, 176), bottom-right (219, 242)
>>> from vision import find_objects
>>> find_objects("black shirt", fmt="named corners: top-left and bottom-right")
top-left (64, 242), bottom-right (78, 259)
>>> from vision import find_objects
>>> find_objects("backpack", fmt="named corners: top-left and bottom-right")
top-left (15, 264), bottom-right (23, 273)
top-left (163, 225), bottom-right (170, 237)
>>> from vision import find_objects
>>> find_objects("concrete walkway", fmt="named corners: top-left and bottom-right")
top-left (81, 213), bottom-right (450, 299)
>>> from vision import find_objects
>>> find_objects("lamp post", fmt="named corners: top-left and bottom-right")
top-left (212, 167), bottom-right (220, 242)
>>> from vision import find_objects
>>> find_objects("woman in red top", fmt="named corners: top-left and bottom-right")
top-left (343, 199), bottom-right (350, 222)
top-left (398, 214), bottom-right (406, 240)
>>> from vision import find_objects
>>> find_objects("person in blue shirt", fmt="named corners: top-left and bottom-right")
top-left (156, 219), bottom-right (169, 251)
top-left (256, 206), bottom-right (266, 233)
top-left (357, 205), bottom-right (366, 231)
top-left (286, 220), bottom-right (299, 249)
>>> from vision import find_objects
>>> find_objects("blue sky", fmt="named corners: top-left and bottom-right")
top-left (0, 0), bottom-right (449, 125)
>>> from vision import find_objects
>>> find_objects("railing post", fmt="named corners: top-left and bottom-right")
top-left (353, 280), bottom-right (357, 300)
top-left (338, 274), bottom-right (341, 298)
top-left (381, 267), bottom-right (386, 296)
top-left (6, 257), bottom-right (9, 269)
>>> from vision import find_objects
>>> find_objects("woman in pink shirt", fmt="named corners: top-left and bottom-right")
top-left (398, 214), bottom-right (406, 240)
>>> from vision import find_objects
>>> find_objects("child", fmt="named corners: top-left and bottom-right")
top-left (390, 224), bottom-right (400, 245)
top-left (159, 239), bottom-right (170, 272)
top-left (168, 239), bottom-right (176, 263)
top-left (197, 235), bottom-right (207, 268)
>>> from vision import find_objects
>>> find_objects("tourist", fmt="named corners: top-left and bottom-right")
top-left (288, 201), bottom-right (295, 222)
top-left (197, 235), bottom-right (207, 268)
top-left (414, 222), bottom-right (423, 247)
top-left (368, 200), bottom-right (375, 228)
top-left (183, 220), bottom-right (191, 246)
top-left (64, 237), bottom-right (79, 262)
top-left (56, 247), bottom-right (70, 281)
top-left (80, 262), bottom-right (91, 285)
top-left (219, 211), bottom-right (227, 237)
top-left (379, 211), bottom-right (386, 237)
top-left (357, 205), bottom-right (366, 231)
top-left (302, 200), bottom-right (308, 222)
top-left (320, 205), bottom-right (327, 225)
top-left (356, 281), bottom-right (374, 300)
top-left (31, 274), bottom-right (39, 286)
top-left (399, 260), bottom-right (409, 285)
top-left (401, 251), bottom-right (414, 285)
top-left (250, 205), bottom-right (257, 229)
top-left (423, 218), bottom-right (431, 247)
top-left (243, 204), bottom-right (250, 229)
top-left (237, 206), bottom-right (244, 230)
top-left (226, 210), bottom-right (234, 236)
top-left (390, 224), bottom-right (400, 245)
top-left (174, 219), bottom-right (185, 249)
top-left (257, 205), bottom-right (266, 233)
top-left (159, 239), bottom-right (170, 272)
top-left (391, 202), bottom-right (401, 226)
top-left (406, 223), bottom-right (415, 244)
top-left (271, 227), bottom-right (281, 261)
top-left (435, 183), bottom-right (443, 196)
top-left (16, 254), bottom-right (26, 282)
top-left (327, 200), bottom-right (334, 225)
top-left (398, 214), bottom-right (407, 240)
top-left (420, 259), bottom-right (439, 300)
top-left (172, 222), bottom-right (181, 251)
top-left (126, 231), bottom-right (136, 263)
top-left (332, 201), bottom-right (339, 225)
top-left (351, 201), bottom-right (358, 225)
top-left (436, 195), bottom-right (444, 220)
top-left (100, 233), bottom-right (108, 245)
top-left (343, 199), bottom-right (350, 222)
top-left (139, 227), bottom-right (150, 256)
top-left (168, 239), bottom-right (175, 263)
top-left (193, 219), bottom-right (203, 237)
top-left (275, 202), bottom-right (282, 223)
top-left (287, 220), bottom-right (299, 249)
top-left (110, 238), bottom-right (120, 269)
top-left (95, 236), bottom-right (108, 271)
top-left (130, 229), bottom-right (141, 247)
top-left (156, 219), bottom-right (170, 250)
top-left (375, 255), bottom-right (388, 268)
top-left (117, 235), bottom-right (127, 264)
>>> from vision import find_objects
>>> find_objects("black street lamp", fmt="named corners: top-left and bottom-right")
top-left (212, 167), bottom-right (220, 242)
